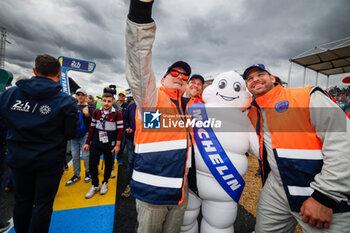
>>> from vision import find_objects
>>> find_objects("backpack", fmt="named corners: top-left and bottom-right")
top-left (75, 109), bottom-right (87, 138)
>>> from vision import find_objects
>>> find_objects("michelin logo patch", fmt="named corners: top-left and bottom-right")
top-left (275, 100), bottom-right (289, 113)
top-left (143, 110), bottom-right (161, 129)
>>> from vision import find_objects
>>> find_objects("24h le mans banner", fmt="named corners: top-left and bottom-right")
top-left (58, 56), bottom-right (96, 94)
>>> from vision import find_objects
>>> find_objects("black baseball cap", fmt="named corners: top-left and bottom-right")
top-left (243, 64), bottom-right (270, 80)
top-left (166, 61), bottom-right (191, 76)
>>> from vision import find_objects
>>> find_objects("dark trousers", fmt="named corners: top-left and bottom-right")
top-left (89, 145), bottom-right (113, 187)
top-left (116, 131), bottom-right (126, 162)
top-left (126, 135), bottom-right (135, 183)
top-left (0, 143), bottom-right (5, 197)
top-left (11, 162), bottom-right (63, 233)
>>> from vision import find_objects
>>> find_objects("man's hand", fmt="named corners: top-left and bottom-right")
top-left (125, 128), bottom-right (133, 134)
top-left (112, 145), bottom-right (120, 155)
top-left (140, 0), bottom-right (153, 2)
top-left (299, 197), bottom-right (332, 229)
top-left (83, 144), bottom-right (89, 152)
top-left (82, 106), bottom-right (89, 117)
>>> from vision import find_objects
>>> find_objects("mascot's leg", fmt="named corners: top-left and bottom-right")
top-left (201, 199), bottom-right (237, 233)
top-left (180, 190), bottom-right (201, 233)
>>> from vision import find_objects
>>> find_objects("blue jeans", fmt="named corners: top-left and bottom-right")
top-left (126, 135), bottom-right (135, 183)
top-left (70, 133), bottom-right (89, 177)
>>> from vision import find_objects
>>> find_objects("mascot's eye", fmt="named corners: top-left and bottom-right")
top-left (233, 82), bottom-right (241, 92)
top-left (218, 79), bottom-right (227, 89)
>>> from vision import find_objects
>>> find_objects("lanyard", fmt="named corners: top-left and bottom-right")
top-left (101, 110), bottom-right (111, 130)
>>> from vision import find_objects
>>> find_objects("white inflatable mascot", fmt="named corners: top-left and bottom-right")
top-left (182, 71), bottom-right (259, 233)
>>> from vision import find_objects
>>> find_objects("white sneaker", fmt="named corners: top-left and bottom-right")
top-left (110, 172), bottom-right (116, 178)
top-left (85, 185), bottom-right (100, 199)
top-left (100, 182), bottom-right (108, 195)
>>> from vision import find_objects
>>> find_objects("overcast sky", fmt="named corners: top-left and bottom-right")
top-left (1, 0), bottom-right (350, 97)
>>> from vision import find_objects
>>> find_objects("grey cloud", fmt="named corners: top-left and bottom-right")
top-left (1, 0), bottom-right (349, 93)
top-left (72, 2), bottom-right (108, 29)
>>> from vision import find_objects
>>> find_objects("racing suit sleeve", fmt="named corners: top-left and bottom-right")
top-left (125, 0), bottom-right (158, 118)
top-left (309, 89), bottom-right (350, 207)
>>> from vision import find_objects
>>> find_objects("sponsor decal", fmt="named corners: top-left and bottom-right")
top-left (275, 100), bottom-right (289, 113)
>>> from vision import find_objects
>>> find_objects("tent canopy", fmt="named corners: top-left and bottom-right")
top-left (288, 37), bottom-right (350, 87)
top-left (291, 45), bottom-right (350, 76)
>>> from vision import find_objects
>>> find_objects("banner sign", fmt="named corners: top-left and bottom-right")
top-left (58, 56), bottom-right (96, 94)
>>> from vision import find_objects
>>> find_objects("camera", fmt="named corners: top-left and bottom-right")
top-left (103, 84), bottom-right (117, 95)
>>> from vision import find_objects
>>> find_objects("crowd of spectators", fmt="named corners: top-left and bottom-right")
top-left (328, 86), bottom-right (350, 113)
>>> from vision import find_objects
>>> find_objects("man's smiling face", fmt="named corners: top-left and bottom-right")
top-left (246, 68), bottom-right (275, 98)
top-left (186, 78), bottom-right (203, 97)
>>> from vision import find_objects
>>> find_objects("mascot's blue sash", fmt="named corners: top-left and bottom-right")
top-left (188, 103), bottom-right (245, 202)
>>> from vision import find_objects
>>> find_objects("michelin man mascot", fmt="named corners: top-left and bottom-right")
top-left (182, 71), bottom-right (259, 233)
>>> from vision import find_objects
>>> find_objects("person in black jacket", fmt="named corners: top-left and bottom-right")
top-left (0, 54), bottom-right (78, 233)
top-left (120, 101), bottom-right (136, 198)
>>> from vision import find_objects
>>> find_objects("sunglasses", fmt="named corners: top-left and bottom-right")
top-left (169, 70), bottom-right (189, 81)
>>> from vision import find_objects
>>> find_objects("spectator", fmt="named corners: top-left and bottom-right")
top-left (183, 74), bottom-right (204, 99)
top-left (117, 90), bottom-right (128, 113)
top-left (94, 94), bottom-right (102, 109)
top-left (0, 54), bottom-right (78, 233)
top-left (87, 94), bottom-right (95, 108)
top-left (243, 64), bottom-right (350, 232)
top-left (83, 93), bottom-right (123, 198)
top-left (116, 90), bottom-right (129, 166)
top-left (65, 88), bottom-right (94, 186)
top-left (121, 101), bottom-right (136, 198)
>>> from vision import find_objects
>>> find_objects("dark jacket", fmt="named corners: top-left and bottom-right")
top-left (0, 106), bottom-right (7, 145)
top-left (123, 102), bottom-right (136, 139)
top-left (0, 76), bottom-right (78, 168)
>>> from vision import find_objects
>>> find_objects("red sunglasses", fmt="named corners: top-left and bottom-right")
top-left (169, 70), bottom-right (189, 81)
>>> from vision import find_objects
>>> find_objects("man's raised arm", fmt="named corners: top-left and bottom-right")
top-left (125, 0), bottom-right (158, 117)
